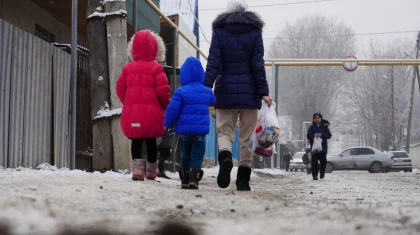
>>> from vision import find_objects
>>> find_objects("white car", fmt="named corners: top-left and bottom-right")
top-left (289, 152), bottom-right (308, 172)
top-left (390, 151), bottom-right (413, 172)
top-left (326, 147), bottom-right (394, 173)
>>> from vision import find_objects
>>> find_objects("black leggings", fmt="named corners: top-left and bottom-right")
top-left (311, 153), bottom-right (327, 178)
top-left (131, 138), bottom-right (157, 163)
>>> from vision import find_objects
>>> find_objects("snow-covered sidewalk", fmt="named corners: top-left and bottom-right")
top-left (0, 166), bottom-right (419, 235)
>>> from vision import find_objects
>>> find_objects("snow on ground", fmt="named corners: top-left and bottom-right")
top-left (0, 166), bottom-right (420, 235)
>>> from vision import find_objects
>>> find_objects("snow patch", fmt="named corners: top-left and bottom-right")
top-left (98, 76), bottom-right (104, 81)
top-left (253, 168), bottom-right (287, 176)
top-left (36, 163), bottom-right (59, 171)
top-left (95, 6), bottom-right (103, 11)
top-left (103, 0), bottom-right (126, 4)
top-left (52, 43), bottom-right (89, 53)
top-left (94, 102), bottom-right (121, 120)
top-left (87, 10), bottom-right (127, 20)
top-left (35, 163), bottom-right (70, 172)
top-left (118, 169), bottom-right (130, 175)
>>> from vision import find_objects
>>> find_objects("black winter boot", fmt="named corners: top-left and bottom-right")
top-left (157, 159), bottom-right (171, 179)
top-left (217, 151), bottom-right (233, 188)
top-left (179, 169), bottom-right (190, 189)
top-left (236, 166), bottom-right (251, 191)
top-left (189, 168), bottom-right (201, 190)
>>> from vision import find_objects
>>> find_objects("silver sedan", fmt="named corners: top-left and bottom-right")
top-left (325, 147), bottom-right (394, 173)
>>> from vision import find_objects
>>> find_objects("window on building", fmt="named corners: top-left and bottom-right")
top-left (35, 24), bottom-right (55, 43)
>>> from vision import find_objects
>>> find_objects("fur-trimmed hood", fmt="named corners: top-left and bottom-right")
top-left (127, 30), bottom-right (166, 62)
top-left (212, 11), bottom-right (264, 31)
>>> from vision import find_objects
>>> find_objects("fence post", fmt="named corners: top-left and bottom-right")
top-left (275, 65), bottom-right (280, 168)
top-left (270, 62), bottom-right (275, 168)
top-left (70, 0), bottom-right (78, 170)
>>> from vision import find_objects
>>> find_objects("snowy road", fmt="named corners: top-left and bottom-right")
top-left (0, 166), bottom-right (420, 235)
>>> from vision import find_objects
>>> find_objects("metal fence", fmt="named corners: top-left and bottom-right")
top-left (0, 19), bottom-right (73, 168)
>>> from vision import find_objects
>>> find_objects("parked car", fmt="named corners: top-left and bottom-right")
top-left (390, 151), bottom-right (412, 172)
top-left (325, 147), bottom-right (394, 173)
top-left (289, 152), bottom-right (307, 172)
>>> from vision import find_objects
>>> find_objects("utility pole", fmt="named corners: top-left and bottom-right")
top-left (391, 67), bottom-right (395, 150)
top-left (70, 0), bottom-right (78, 170)
top-left (405, 32), bottom-right (420, 153)
top-left (87, 0), bottom-right (113, 170)
top-left (133, 0), bottom-right (137, 32)
top-left (417, 32), bottom-right (420, 95)
top-left (104, 0), bottom-right (130, 170)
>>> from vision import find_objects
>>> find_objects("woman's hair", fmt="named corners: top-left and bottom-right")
top-left (226, 0), bottom-right (249, 13)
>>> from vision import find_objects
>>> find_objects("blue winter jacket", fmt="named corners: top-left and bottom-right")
top-left (204, 11), bottom-right (269, 110)
top-left (164, 57), bottom-right (216, 135)
top-left (307, 120), bottom-right (332, 154)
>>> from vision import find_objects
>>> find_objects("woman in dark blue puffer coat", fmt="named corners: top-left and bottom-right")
top-left (205, 0), bottom-right (272, 191)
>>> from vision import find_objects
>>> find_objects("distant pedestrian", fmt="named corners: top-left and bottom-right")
top-left (205, 0), bottom-right (272, 191)
top-left (283, 152), bottom-right (293, 172)
top-left (164, 57), bottom-right (216, 189)
top-left (306, 113), bottom-right (332, 180)
top-left (116, 30), bottom-right (170, 181)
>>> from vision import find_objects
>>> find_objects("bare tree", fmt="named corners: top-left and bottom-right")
top-left (347, 39), bottom-right (414, 150)
top-left (268, 14), bottom-right (356, 138)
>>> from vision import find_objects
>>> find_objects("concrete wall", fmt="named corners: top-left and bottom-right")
top-left (0, 0), bottom-right (71, 43)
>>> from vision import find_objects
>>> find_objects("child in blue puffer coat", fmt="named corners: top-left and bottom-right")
top-left (164, 56), bottom-right (216, 190)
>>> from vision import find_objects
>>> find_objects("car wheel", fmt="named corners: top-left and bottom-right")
top-left (404, 170), bottom-right (408, 173)
top-left (325, 162), bottom-right (334, 173)
top-left (369, 161), bottom-right (383, 173)
top-left (409, 169), bottom-right (412, 172)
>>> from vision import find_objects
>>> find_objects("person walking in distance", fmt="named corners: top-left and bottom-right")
top-left (116, 30), bottom-right (170, 181)
top-left (307, 113), bottom-right (332, 180)
top-left (283, 152), bottom-right (293, 172)
top-left (205, 0), bottom-right (272, 191)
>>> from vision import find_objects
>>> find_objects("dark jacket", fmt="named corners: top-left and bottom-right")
top-left (204, 11), bottom-right (269, 110)
top-left (164, 57), bottom-right (216, 135)
top-left (307, 120), bottom-right (332, 154)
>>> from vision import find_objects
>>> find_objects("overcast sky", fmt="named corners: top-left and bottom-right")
top-left (197, 0), bottom-right (420, 61)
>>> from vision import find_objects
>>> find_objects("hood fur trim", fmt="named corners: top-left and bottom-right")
top-left (127, 30), bottom-right (166, 62)
top-left (212, 11), bottom-right (264, 30)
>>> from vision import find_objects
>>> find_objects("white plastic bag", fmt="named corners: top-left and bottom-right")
top-left (311, 138), bottom-right (323, 154)
top-left (248, 102), bottom-right (280, 158)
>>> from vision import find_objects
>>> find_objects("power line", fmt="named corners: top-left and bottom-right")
top-left (199, 0), bottom-right (334, 12)
top-left (187, 0), bottom-right (211, 43)
top-left (199, 30), bottom-right (419, 43)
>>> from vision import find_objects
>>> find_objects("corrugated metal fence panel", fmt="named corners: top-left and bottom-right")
top-left (23, 36), bottom-right (52, 167)
top-left (0, 20), bottom-right (13, 167)
top-left (53, 48), bottom-right (71, 168)
top-left (8, 27), bottom-right (31, 168)
top-left (205, 118), bottom-right (240, 162)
